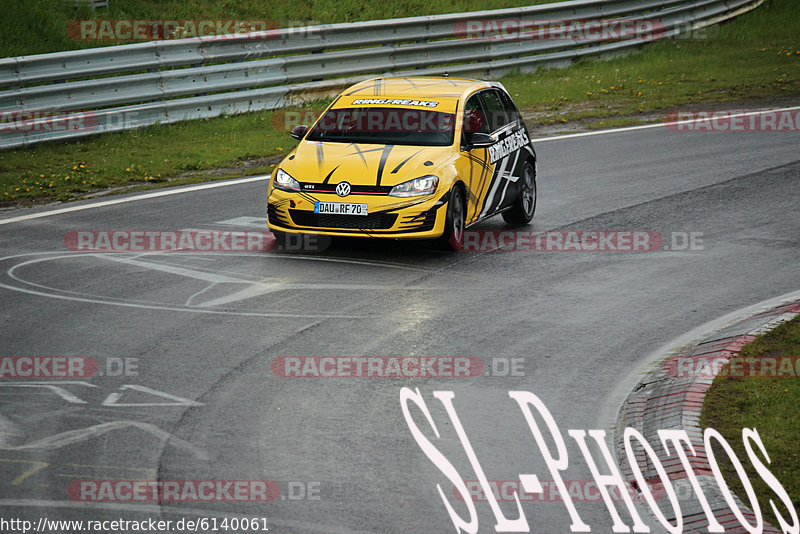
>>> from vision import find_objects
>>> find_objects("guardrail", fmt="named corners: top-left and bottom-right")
top-left (0, 0), bottom-right (763, 149)
top-left (67, 0), bottom-right (109, 9)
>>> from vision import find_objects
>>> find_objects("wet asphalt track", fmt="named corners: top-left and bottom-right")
top-left (0, 117), bottom-right (798, 533)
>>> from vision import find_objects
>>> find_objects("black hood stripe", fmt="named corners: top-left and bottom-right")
top-left (391, 149), bottom-right (423, 174)
top-left (375, 145), bottom-right (394, 187)
top-left (347, 143), bottom-right (369, 166)
top-left (316, 143), bottom-right (324, 168)
top-left (322, 165), bottom-right (340, 185)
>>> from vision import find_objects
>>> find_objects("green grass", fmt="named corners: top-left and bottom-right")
top-left (1, 0), bottom-right (561, 57)
top-left (701, 315), bottom-right (800, 527)
top-left (0, 106), bottom-right (313, 202)
top-left (501, 0), bottom-right (800, 125)
top-left (0, 0), bottom-right (798, 205)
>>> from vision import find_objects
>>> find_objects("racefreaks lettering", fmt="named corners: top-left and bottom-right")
top-left (350, 98), bottom-right (439, 108)
top-left (272, 356), bottom-right (483, 378)
top-left (487, 129), bottom-right (530, 163)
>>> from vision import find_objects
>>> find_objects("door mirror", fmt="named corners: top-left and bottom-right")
top-left (290, 125), bottom-right (309, 140)
top-left (466, 132), bottom-right (494, 149)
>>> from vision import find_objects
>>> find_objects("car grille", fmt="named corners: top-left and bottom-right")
top-left (289, 210), bottom-right (398, 230)
top-left (299, 183), bottom-right (393, 195)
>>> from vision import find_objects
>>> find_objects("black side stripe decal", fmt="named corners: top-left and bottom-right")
top-left (299, 192), bottom-right (317, 204)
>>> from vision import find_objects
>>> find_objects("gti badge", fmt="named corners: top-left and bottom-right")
top-left (336, 181), bottom-right (351, 197)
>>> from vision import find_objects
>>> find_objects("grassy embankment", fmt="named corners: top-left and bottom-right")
top-left (0, 0), bottom-right (797, 204)
top-left (702, 315), bottom-right (800, 528)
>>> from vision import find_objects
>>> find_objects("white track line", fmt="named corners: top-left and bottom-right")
top-left (1, 106), bottom-right (798, 226)
top-left (0, 175), bottom-right (269, 225)
top-left (534, 105), bottom-right (800, 142)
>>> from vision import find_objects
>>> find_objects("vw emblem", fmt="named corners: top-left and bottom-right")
top-left (336, 182), bottom-right (351, 197)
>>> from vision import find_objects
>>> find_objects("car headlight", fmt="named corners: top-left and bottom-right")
top-left (274, 168), bottom-right (300, 192)
top-left (388, 175), bottom-right (439, 197)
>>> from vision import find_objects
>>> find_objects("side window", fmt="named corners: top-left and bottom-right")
top-left (481, 90), bottom-right (509, 132)
top-left (462, 93), bottom-right (489, 142)
top-left (498, 90), bottom-right (522, 127)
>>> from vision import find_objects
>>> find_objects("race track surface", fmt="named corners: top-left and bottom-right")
top-left (0, 120), bottom-right (798, 533)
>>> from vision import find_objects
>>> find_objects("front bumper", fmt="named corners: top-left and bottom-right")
top-left (266, 189), bottom-right (450, 239)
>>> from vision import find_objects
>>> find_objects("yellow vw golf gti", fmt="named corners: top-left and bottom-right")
top-left (267, 76), bottom-right (537, 250)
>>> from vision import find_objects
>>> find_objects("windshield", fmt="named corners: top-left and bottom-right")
top-left (306, 106), bottom-right (456, 146)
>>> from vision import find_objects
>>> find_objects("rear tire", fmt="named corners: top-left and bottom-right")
top-left (502, 160), bottom-right (536, 225)
top-left (437, 186), bottom-right (466, 251)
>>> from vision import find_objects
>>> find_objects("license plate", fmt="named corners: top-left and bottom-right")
top-left (314, 202), bottom-right (368, 216)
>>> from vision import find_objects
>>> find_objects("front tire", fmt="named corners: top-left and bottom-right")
top-left (268, 228), bottom-right (287, 251)
top-left (502, 160), bottom-right (536, 225)
top-left (437, 186), bottom-right (466, 251)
